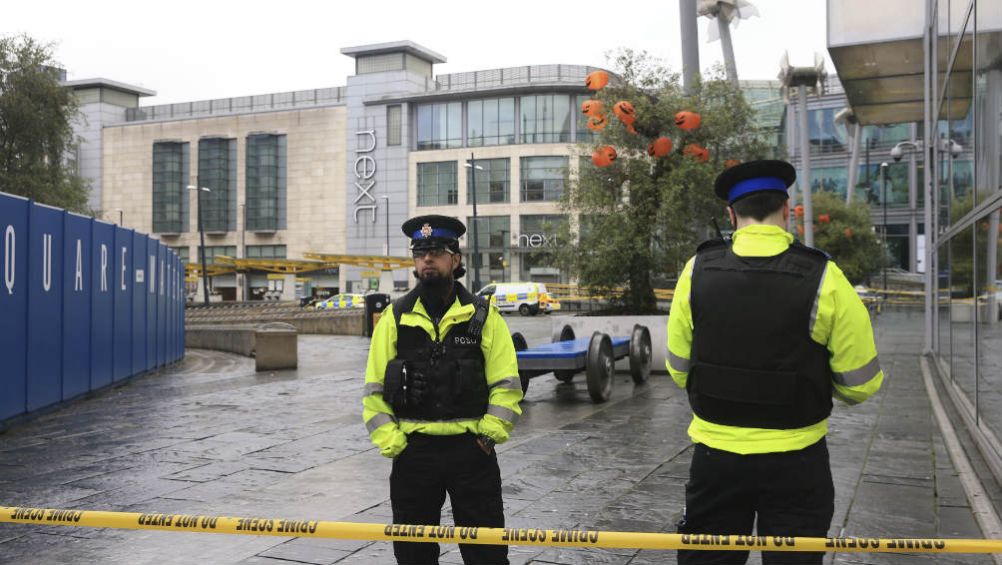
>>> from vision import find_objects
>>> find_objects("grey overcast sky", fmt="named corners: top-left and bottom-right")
top-left (4, 0), bottom-right (833, 105)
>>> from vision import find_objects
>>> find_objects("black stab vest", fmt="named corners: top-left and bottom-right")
top-left (391, 284), bottom-right (489, 421)
top-left (688, 238), bottom-right (834, 429)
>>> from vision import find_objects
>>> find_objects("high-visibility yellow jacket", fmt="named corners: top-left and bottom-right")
top-left (667, 224), bottom-right (883, 454)
top-left (362, 296), bottom-right (522, 458)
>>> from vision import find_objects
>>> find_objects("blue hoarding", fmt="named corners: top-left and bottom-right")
top-left (26, 204), bottom-right (64, 411)
top-left (62, 213), bottom-right (92, 400)
top-left (0, 192), bottom-right (184, 424)
top-left (90, 221), bottom-right (115, 390)
top-left (0, 194), bottom-right (29, 421)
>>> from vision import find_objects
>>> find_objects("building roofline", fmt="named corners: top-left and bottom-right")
top-left (340, 41), bottom-right (446, 64)
top-left (62, 78), bottom-right (156, 97)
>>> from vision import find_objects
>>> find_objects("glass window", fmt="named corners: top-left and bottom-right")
top-left (467, 158), bottom-right (510, 204)
top-left (417, 161), bottom-right (458, 206)
top-left (857, 162), bottom-right (910, 207)
top-left (464, 216), bottom-right (511, 286)
top-left (576, 94), bottom-right (598, 143)
top-left (416, 102), bottom-right (462, 150)
top-left (245, 245), bottom-right (287, 259)
top-left (520, 94), bottom-right (571, 143)
top-left (467, 98), bottom-right (515, 146)
top-left (198, 245), bottom-right (237, 264)
top-left (152, 142), bottom-right (188, 233)
top-left (810, 167), bottom-right (849, 201)
top-left (807, 108), bottom-right (847, 154)
top-left (246, 134), bottom-right (285, 232)
top-left (517, 215), bottom-right (567, 283)
top-left (170, 246), bottom-right (189, 263)
top-left (387, 105), bottom-right (402, 146)
top-left (198, 138), bottom-right (233, 232)
top-left (520, 156), bottom-right (568, 202)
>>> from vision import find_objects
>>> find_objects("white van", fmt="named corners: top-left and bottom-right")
top-left (475, 282), bottom-right (560, 316)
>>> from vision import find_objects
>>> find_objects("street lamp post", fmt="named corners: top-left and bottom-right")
top-left (187, 185), bottom-right (211, 306)
top-left (465, 154), bottom-right (484, 291)
top-left (380, 195), bottom-right (390, 256)
top-left (880, 162), bottom-right (889, 298)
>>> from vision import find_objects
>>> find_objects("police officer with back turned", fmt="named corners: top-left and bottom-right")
top-left (667, 160), bottom-right (883, 564)
top-left (362, 214), bottom-right (522, 565)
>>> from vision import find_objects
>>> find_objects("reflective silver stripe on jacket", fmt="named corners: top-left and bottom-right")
top-left (809, 262), bottom-right (830, 336)
top-left (668, 350), bottom-right (691, 373)
top-left (365, 412), bottom-right (395, 434)
top-left (487, 404), bottom-right (519, 424)
top-left (363, 382), bottom-right (384, 396)
top-left (833, 356), bottom-right (881, 387)
top-left (397, 417), bottom-right (482, 425)
top-left (490, 377), bottom-right (521, 392)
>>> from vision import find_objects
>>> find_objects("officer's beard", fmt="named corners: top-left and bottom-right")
top-left (414, 269), bottom-right (453, 296)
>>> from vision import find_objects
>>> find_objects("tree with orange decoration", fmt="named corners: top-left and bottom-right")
top-left (553, 50), bottom-right (770, 312)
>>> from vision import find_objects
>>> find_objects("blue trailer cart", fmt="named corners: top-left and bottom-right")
top-left (510, 324), bottom-right (652, 403)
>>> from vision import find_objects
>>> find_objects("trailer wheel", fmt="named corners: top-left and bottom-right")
top-left (585, 332), bottom-right (613, 403)
top-left (552, 325), bottom-right (576, 383)
top-left (629, 324), bottom-right (652, 385)
top-left (511, 332), bottom-right (530, 394)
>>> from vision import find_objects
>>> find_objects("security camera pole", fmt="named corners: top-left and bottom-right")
top-left (465, 154), bottom-right (485, 291)
top-left (187, 184), bottom-right (211, 306)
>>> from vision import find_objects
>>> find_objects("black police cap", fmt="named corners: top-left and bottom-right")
top-left (401, 215), bottom-right (467, 249)
top-left (714, 159), bottom-right (796, 204)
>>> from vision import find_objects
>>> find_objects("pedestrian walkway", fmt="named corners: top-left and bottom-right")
top-left (0, 312), bottom-right (995, 564)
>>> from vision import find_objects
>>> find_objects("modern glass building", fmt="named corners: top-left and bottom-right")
top-left (830, 0), bottom-right (1002, 482)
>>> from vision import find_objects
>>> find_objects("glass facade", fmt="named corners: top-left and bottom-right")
top-left (198, 245), bottom-right (236, 264)
top-left (151, 142), bottom-right (188, 233)
top-left (520, 156), bottom-right (568, 202)
top-left (520, 94), bottom-right (571, 143)
top-left (465, 215), bottom-right (511, 286)
top-left (416, 102), bottom-right (462, 150)
top-left (417, 161), bottom-right (458, 206)
top-left (467, 158), bottom-right (510, 204)
top-left (467, 98), bottom-right (515, 146)
top-left (245, 134), bottom-right (286, 232)
top-left (170, 246), bottom-right (190, 263)
top-left (245, 244), bottom-right (287, 259)
top-left (933, 0), bottom-right (1002, 463)
top-left (197, 137), bottom-right (235, 232)
top-left (518, 214), bottom-right (567, 282)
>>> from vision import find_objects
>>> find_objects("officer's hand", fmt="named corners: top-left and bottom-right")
top-left (407, 370), bottom-right (428, 405)
top-left (476, 435), bottom-right (495, 455)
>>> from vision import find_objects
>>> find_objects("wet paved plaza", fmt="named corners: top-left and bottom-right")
top-left (0, 313), bottom-right (996, 564)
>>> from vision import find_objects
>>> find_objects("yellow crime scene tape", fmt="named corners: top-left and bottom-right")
top-left (3, 506), bottom-right (1002, 554)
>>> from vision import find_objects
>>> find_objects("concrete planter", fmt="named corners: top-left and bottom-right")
top-left (550, 315), bottom-right (668, 373)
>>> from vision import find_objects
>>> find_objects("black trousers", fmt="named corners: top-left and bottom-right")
top-left (677, 438), bottom-right (835, 565)
top-left (390, 432), bottom-right (508, 565)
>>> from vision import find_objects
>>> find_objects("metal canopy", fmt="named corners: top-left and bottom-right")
top-left (826, 0), bottom-right (1000, 125)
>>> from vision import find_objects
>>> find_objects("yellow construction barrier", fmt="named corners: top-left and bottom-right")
top-left (3, 506), bottom-right (1002, 553)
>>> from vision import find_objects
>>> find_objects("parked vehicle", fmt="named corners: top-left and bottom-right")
top-left (476, 282), bottom-right (561, 316)
top-left (315, 293), bottom-right (366, 310)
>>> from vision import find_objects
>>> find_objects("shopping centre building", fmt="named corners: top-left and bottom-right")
top-left (67, 41), bottom-right (614, 301)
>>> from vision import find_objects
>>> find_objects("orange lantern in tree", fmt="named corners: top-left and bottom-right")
top-left (675, 111), bottom-right (702, 131)
top-left (591, 145), bottom-right (617, 168)
top-left (647, 137), bottom-right (673, 158)
top-left (581, 99), bottom-right (604, 117)
top-left (843, 227), bottom-right (854, 238)
top-left (724, 159), bottom-right (741, 169)
top-left (683, 143), bottom-right (709, 163)
top-left (586, 114), bottom-right (608, 131)
top-left (794, 204), bottom-right (804, 218)
top-left (585, 70), bottom-right (609, 91)
top-left (818, 214), bottom-right (831, 224)
top-left (613, 100), bottom-right (636, 129)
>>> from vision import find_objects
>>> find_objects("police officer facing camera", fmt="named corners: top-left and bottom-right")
top-left (667, 160), bottom-right (883, 565)
top-left (362, 214), bottom-right (522, 565)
